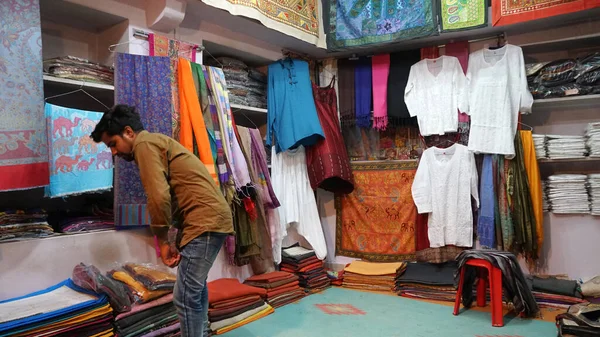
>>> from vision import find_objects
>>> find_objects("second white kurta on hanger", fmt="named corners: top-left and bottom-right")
top-left (465, 44), bottom-right (534, 157)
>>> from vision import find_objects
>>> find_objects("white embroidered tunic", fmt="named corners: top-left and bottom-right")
top-left (411, 144), bottom-right (479, 248)
top-left (466, 44), bottom-right (534, 157)
top-left (404, 55), bottom-right (468, 136)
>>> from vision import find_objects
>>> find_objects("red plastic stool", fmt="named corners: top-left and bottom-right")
top-left (453, 258), bottom-right (504, 327)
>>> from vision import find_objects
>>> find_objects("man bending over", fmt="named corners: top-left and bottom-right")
top-left (91, 104), bottom-right (232, 337)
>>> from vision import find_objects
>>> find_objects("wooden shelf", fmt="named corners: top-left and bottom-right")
top-left (43, 75), bottom-right (114, 91)
top-left (520, 33), bottom-right (600, 54)
top-left (538, 157), bottom-right (600, 163)
top-left (532, 94), bottom-right (600, 111)
top-left (230, 104), bottom-right (267, 114)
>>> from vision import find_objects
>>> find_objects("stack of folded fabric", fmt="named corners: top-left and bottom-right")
top-left (533, 134), bottom-right (547, 159)
top-left (0, 209), bottom-right (54, 242)
top-left (342, 260), bottom-right (405, 292)
top-left (395, 261), bottom-right (458, 302)
top-left (546, 134), bottom-right (587, 159)
top-left (59, 215), bottom-right (114, 233)
top-left (547, 174), bottom-right (590, 214)
top-left (280, 245), bottom-right (331, 293)
top-left (326, 269), bottom-right (345, 286)
top-left (527, 275), bottom-right (587, 309)
top-left (0, 279), bottom-right (114, 336)
top-left (44, 55), bottom-right (114, 85)
top-left (587, 122), bottom-right (600, 157)
top-left (588, 174), bottom-right (600, 216)
top-left (208, 278), bottom-right (274, 335)
top-left (246, 68), bottom-right (267, 109)
top-left (215, 57), bottom-right (250, 106)
top-left (244, 271), bottom-right (305, 308)
top-left (108, 264), bottom-right (180, 336)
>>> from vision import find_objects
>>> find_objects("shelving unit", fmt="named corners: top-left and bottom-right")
top-left (532, 94), bottom-right (600, 111)
top-left (520, 33), bottom-right (600, 54)
top-left (538, 157), bottom-right (600, 163)
top-left (43, 74), bottom-right (114, 90)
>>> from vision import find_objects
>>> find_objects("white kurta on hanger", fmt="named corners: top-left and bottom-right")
top-left (271, 146), bottom-right (327, 260)
top-left (465, 44), bottom-right (534, 158)
top-left (412, 144), bottom-right (479, 248)
top-left (404, 55), bottom-right (468, 136)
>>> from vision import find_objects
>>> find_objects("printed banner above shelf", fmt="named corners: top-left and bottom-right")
top-left (493, 0), bottom-right (600, 26)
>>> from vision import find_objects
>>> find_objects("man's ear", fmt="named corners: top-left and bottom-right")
top-left (123, 126), bottom-right (135, 138)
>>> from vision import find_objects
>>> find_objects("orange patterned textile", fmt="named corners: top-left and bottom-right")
top-left (336, 161), bottom-right (418, 261)
top-left (492, 0), bottom-right (600, 26)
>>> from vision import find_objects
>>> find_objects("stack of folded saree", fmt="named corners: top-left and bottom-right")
top-left (280, 245), bottom-right (331, 293)
top-left (394, 261), bottom-right (458, 302)
top-left (208, 278), bottom-right (274, 335)
top-left (113, 294), bottom-right (180, 337)
top-left (43, 56), bottom-right (114, 85)
top-left (108, 265), bottom-right (175, 305)
top-left (342, 261), bottom-right (405, 292)
top-left (0, 209), bottom-right (54, 242)
top-left (244, 271), bottom-right (305, 308)
top-left (108, 264), bottom-right (180, 336)
top-left (0, 279), bottom-right (114, 337)
top-left (527, 275), bottom-right (587, 309)
top-left (59, 215), bottom-right (114, 233)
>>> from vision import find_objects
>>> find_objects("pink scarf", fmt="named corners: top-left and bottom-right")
top-left (371, 54), bottom-right (391, 130)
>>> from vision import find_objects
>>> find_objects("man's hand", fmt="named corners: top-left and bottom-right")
top-left (160, 242), bottom-right (181, 268)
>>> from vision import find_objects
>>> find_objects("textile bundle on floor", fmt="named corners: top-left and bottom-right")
top-left (0, 0), bottom-right (48, 191)
top-left (244, 271), bottom-right (305, 308)
top-left (108, 263), bottom-right (176, 305)
top-left (343, 260), bottom-right (405, 292)
top-left (44, 104), bottom-right (113, 198)
top-left (327, 0), bottom-right (437, 49)
top-left (113, 294), bottom-right (180, 337)
top-left (492, 0), bottom-right (600, 26)
top-left (395, 261), bottom-right (458, 302)
top-left (0, 209), bottom-right (53, 242)
top-left (114, 53), bottom-right (172, 227)
top-left (456, 250), bottom-right (540, 317)
top-left (0, 280), bottom-right (114, 337)
top-left (336, 161), bottom-right (418, 261)
top-left (526, 275), bottom-right (586, 309)
top-left (280, 245), bottom-right (331, 293)
top-left (207, 278), bottom-right (274, 335)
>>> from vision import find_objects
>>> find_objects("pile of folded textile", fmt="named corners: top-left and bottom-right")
top-left (107, 263), bottom-right (180, 336)
top-left (280, 245), bottom-right (331, 293)
top-left (208, 278), bottom-right (274, 335)
top-left (44, 56), bottom-right (114, 85)
top-left (582, 275), bottom-right (600, 304)
top-left (342, 260), bottom-right (405, 292)
top-left (244, 271), bottom-right (305, 308)
top-left (0, 209), bottom-right (54, 242)
top-left (527, 275), bottom-right (587, 309)
top-left (59, 215), bottom-right (114, 233)
top-left (326, 269), bottom-right (344, 286)
top-left (0, 279), bottom-right (114, 336)
top-left (395, 261), bottom-right (458, 302)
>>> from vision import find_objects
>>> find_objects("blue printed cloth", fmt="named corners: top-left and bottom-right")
top-left (44, 104), bottom-right (112, 198)
top-left (114, 53), bottom-right (172, 227)
top-left (477, 154), bottom-right (495, 248)
top-left (328, 0), bottom-right (437, 49)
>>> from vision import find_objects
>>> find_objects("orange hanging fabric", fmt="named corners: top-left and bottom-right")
top-left (178, 58), bottom-right (219, 185)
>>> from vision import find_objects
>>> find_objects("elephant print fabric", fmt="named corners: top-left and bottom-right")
top-left (335, 161), bottom-right (418, 261)
top-left (44, 104), bottom-right (113, 197)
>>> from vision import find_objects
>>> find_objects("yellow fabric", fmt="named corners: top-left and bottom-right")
top-left (178, 57), bottom-right (218, 185)
top-left (344, 261), bottom-right (406, 276)
top-left (90, 329), bottom-right (114, 337)
top-left (215, 305), bottom-right (275, 335)
top-left (111, 270), bottom-right (170, 302)
top-left (13, 304), bottom-right (112, 337)
top-left (520, 130), bottom-right (544, 255)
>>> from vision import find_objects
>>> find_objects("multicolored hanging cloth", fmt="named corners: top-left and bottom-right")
top-left (328, 0), bottom-right (437, 49)
top-left (492, 0), bottom-right (600, 26)
top-left (149, 33), bottom-right (196, 140)
top-left (0, 0), bottom-right (48, 191)
top-left (439, 0), bottom-right (487, 32)
top-left (45, 104), bottom-right (113, 197)
top-left (114, 54), bottom-right (172, 227)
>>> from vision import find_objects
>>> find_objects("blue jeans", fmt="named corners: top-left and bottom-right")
top-left (174, 232), bottom-right (226, 337)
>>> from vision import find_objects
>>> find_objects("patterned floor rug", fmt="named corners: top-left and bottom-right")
top-left (222, 287), bottom-right (556, 337)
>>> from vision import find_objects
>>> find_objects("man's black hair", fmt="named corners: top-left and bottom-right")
top-left (91, 104), bottom-right (145, 143)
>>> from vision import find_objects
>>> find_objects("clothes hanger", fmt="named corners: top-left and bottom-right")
top-left (519, 122), bottom-right (533, 131)
top-left (108, 40), bottom-right (149, 53)
top-left (45, 81), bottom-right (110, 110)
top-left (231, 108), bottom-right (259, 129)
